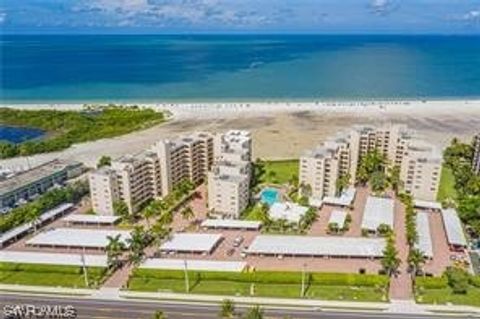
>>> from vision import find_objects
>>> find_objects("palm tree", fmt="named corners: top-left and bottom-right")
top-left (219, 299), bottom-right (235, 318)
top-left (181, 206), bottom-right (195, 221)
top-left (113, 200), bottom-right (130, 222)
top-left (106, 234), bottom-right (125, 269)
top-left (143, 204), bottom-right (157, 228)
top-left (151, 222), bottom-right (171, 245)
top-left (243, 306), bottom-right (263, 319)
top-left (126, 226), bottom-right (149, 265)
top-left (158, 210), bottom-right (174, 225)
top-left (335, 173), bottom-right (351, 196)
top-left (370, 171), bottom-right (387, 193)
top-left (381, 235), bottom-right (400, 277)
top-left (408, 248), bottom-right (426, 279)
top-left (387, 165), bottom-right (401, 193)
top-left (26, 205), bottom-right (41, 233)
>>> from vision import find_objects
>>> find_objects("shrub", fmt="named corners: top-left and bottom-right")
top-left (469, 276), bottom-right (480, 288)
top-left (445, 267), bottom-right (470, 294)
top-left (415, 276), bottom-right (448, 289)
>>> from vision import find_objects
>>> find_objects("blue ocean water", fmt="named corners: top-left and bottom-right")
top-left (1, 34), bottom-right (480, 102)
top-left (0, 125), bottom-right (45, 143)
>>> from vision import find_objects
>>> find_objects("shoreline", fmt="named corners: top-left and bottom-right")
top-left (2, 99), bottom-right (480, 119)
top-left (1, 99), bottom-right (479, 170)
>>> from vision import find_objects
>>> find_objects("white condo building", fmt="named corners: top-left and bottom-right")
top-left (89, 130), bottom-right (251, 217)
top-left (300, 124), bottom-right (442, 202)
top-left (208, 130), bottom-right (252, 218)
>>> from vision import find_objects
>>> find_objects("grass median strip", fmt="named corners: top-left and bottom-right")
top-left (0, 262), bottom-right (107, 288)
top-left (415, 275), bottom-right (480, 307)
top-left (127, 269), bottom-right (389, 302)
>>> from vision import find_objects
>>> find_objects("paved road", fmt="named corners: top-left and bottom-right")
top-left (0, 294), bottom-right (470, 319)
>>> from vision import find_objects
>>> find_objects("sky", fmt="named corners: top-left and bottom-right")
top-left (1, 0), bottom-right (480, 34)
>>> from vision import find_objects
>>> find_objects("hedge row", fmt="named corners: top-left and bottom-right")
top-left (132, 269), bottom-right (389, 287)
top-left (469, 276), bottom-right (480, 288)
top-left (415, 276), bottom-right (448, 289)
top-left (0, 263), bottom-right (106, 277)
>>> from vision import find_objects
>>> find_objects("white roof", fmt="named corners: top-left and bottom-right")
top-left (63, 214), bottom-right (120, 224)
top-left (140, 258), bottom-right (246, 272)
top-left (160, 233), bottom-right (222, 253)
top-left (0, 251), bottom-right (107, 267)
top-left (361, 196), bottom-right (394, 231)
top-left (268, 202), bottom-right (308, 223)
top-left (322, 187), bottom-right (357, 207)
top-left (201, 219), bottom-right (261, 230)
top-left (26, 228), bottom-right (131, 248)
top-left (414, 200), bottom-right (442, 211)
top-left (328, 210), bottom-right (347, 227)
top-left (247, 235), bottom-right (385, 257)
top-left (0, 203), bottom-right (73, 246)
top-left (415, 212), bottom-right (434, 258)
top-left (441, 208), bottom-right (467, 247)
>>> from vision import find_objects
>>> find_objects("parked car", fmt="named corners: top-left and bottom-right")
top-left (233, 236), bottom-right (244, 247)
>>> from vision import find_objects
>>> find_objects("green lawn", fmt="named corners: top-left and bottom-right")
top-left (242, 204), bottom-right (266, 221)
top-left (127, 269), bottom-right (389, 302)
top-left (256, 160), bottom-right (299, 185)
top-left (416, 287), bottom-right (480, 307)
top-left (437, 165), bottom-right (457, 202)
top-left (128, 277), bottom-right (387, 301)
top-left (0, 263), bottom-right (107, 288)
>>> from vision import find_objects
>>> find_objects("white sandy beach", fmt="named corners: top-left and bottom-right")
top-left (1, 99), bottom-right (480, 170)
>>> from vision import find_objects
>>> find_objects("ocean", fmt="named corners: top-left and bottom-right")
top-left (1, 34), bottom-right (480, 102)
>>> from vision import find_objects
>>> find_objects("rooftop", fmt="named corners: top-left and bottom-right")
top-left (0, 203), bottom-right (73, 247)
top-left (63, 214), bottom-right (121, 225)
top-left (0, 159), bottom-right (79, 195)
top-left (321, 187), bottom-right (356, 207)
top-left (268, 202), bottom-right (309, 223)
top-left (361, 196), bottom-right (395, 231)
top-left (247, 235), bottom-right (385, 257)
top-left (26, 228), bottom-right (131, 248)
top-left (0, 251), bottom-right (107, 267)
top-left (441, 208), bottom-right (468, 247)
top-left (415, 212), bottom-right (434, 258)
top-left (140, 258), bottom-right (246, 272)
top-left (201, 219), bottom-right (262, 230)
top-left (328, 210), bottom-right (348, 227)
top-left (414, 200), bottom-right (442, 211)
top-left (160, 233), bottom-right (223, 253)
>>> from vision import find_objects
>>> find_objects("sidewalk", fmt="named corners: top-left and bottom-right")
top-left (120, 290), bottom-right (389, 311)
top-left (1, 284), bottom-right (480, 316)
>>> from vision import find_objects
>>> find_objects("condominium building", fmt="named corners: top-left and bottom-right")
top-left (300, 124), bottom-right (441, 202)
top-left (399, 140), bottom-right (442, 201)
top-left (89, 151), bottom-right (161, 215)
top-left (90, 132), bottom-right (213, 216)
top-left (89, 130), bottom-right (251, 217)
top-left (299, 136), bottom-right (350, 199)
top-left (208, 130), bottom-right (252, 218)
top-left (474, 134), bottom-right (480, 175)
top-left (151, 132), bottom-right (214, 195)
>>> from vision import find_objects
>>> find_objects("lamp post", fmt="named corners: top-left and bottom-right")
top-left (81, 252), bottom-right (89, 288)
top-left (301, 263), bottom-right (307, 298)
top-left (183, 259), bottom-right (190, 293)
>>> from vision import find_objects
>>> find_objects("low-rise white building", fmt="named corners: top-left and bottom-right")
top-left (268, 202), bottom-right (309, 223)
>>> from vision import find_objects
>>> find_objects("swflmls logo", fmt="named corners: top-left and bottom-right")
top-left (3, 304), bottom-right (77, 319)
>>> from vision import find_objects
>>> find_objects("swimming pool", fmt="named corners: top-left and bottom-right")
top-left (260, 187), bottom-right (280, 206)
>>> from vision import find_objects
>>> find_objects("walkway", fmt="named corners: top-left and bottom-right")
top-left (389, 197), bottom-right (413, 300)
